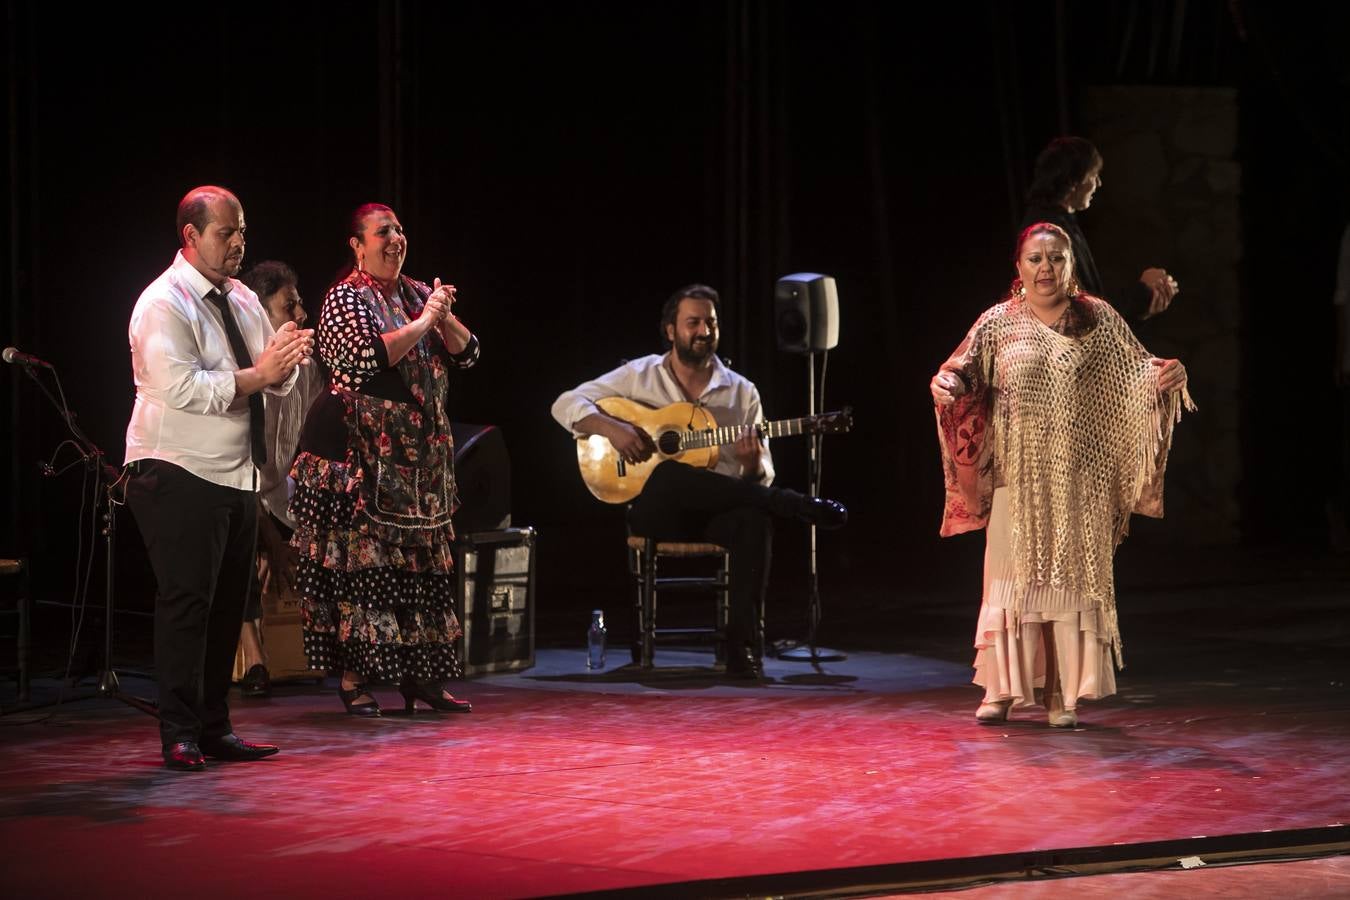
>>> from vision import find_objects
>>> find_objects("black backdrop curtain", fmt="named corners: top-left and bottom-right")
top-left (2, 1), bottom-right (1347, 625)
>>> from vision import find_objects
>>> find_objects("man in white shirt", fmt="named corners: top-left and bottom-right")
top-left (551, 284), bottom-right (845, 679)
top-left (123, 186), bottom-right (313, 771)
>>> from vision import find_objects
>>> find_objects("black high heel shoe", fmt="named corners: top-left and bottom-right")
top-left (239, 663), bottom-right (271, 698)
top-left (338, 682), bottom-right (382, 717)
top-left (398, 676), bottom-right (471, 714)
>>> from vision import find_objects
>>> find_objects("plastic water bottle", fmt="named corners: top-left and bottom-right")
top-left (587, 609), bottom-right (607, 670)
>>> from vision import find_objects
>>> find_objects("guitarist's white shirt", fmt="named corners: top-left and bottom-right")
top-left (551, 353), bottom-right (775, 485)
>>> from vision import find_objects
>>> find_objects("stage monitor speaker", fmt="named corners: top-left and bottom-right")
top-left (451, 423), bottom-right (511, 535)
top-left (775, 273), bottom-right (839, 353)
top-left (455, 527), bottom-right (536, 677)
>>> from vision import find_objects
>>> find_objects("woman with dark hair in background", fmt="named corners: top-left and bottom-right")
top-left (290, 203), bottom-right (480, 716)
top-left (931, 222), bottom-right (1192, 727)
top-left (234, 261), bottom-right (322, 697)
top-left (1023, 135), bottom-right (1179, 323)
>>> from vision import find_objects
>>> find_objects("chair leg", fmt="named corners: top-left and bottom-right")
top-left (3, 560), bottom-right (30, 703)
top-left (714, 551), bottom-right (730, 664)
top-left (641, 540), bottom-right (656, 668)
top-left (630, 544), bottom-right (643, 665)
top-left (18, 581), bottom-right (29, 702)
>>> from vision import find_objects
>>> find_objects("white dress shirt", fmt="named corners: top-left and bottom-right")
top-left (125, 251), bottom-right (298, 491)
top-left (551, 353), bottom-right (774, 484)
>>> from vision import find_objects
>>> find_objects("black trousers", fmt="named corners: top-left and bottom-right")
top-left (627, 461), bottom-right (778, 653)
top-left (126, 459), bottom-right (258, 747)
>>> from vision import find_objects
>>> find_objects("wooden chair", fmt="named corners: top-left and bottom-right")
top-left (626, 536), bottom-right (732, 669)
top-left (0, 559), bottom-right (31, 703)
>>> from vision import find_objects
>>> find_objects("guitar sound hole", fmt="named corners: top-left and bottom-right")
top-left (656, 430), bottom-right (682, 455)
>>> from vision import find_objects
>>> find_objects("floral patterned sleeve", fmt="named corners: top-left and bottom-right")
top-left (935, 305), bottom-right (1001, 536)
top-left (318, 282), bottom-right (391, 391)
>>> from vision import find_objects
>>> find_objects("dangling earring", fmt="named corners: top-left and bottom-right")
top-left (1012, 277), bottom-right (1026, 298)
top-left (355, 254), bottom-right (364, 273)
top-left (1066, 277), bottom-right (1081, 297)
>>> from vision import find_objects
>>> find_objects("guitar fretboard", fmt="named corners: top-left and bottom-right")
top-left (678, 417), bottom-right (817, 450)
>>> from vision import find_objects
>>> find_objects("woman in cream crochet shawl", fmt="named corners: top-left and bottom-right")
top-left (931, 222), bottom-right (1193, 728)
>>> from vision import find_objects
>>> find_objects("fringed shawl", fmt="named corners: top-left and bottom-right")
top-left (935, 295), bottom-right (1194, 665)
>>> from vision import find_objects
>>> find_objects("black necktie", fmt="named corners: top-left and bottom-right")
top-left (206, 289), bottom-right (268, 467)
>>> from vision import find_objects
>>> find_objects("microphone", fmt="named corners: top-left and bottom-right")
top-left (2, 346), bottom-right (54, 369)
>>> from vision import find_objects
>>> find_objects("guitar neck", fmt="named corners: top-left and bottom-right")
top-left (679, 417), bottom-right (818, 450)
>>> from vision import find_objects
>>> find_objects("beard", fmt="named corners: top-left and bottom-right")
top-left (674, 335), bottom-right (716, 365)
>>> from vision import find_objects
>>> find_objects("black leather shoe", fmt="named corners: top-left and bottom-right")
top-left (725, 645), bottom-right (765, 680)
top-left (239, 663), bottom-right (272, 698)
top-left (199, 733), bottom-right (280, 761)
top-left (339, 683), bottom-right (382, 717)
top-left (796, 496), bottom-right (847, 530)
top-left (163, 741), bottom-right (206, 771)
top-left (399, 675), bottom-right (472, 713)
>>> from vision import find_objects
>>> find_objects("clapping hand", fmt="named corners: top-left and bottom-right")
top-left (430, 277), bottom-right (457, 310)
top-left (419, 278), bottom-right (459, 329)
top-left (419, 291), bottom-right (448, 327)
top-left (261, 320), bottom-right (315, 382)
top-left (1141, 268), bottom-right (1179, 318)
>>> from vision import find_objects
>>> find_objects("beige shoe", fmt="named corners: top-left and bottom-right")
top-left (1045, 692), bottom-right (1078, 728)
top-left (975, 699), bottom-right (1011, 724)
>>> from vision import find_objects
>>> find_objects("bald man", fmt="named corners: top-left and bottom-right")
top-left (124, 186), bottom-right (314, 770)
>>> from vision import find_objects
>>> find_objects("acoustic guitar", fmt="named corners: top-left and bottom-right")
top-left (575, 396), bottom-right (853, 503)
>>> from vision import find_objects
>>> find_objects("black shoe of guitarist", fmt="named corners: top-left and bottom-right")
top-left (771, 489), bottom-right (847, 530)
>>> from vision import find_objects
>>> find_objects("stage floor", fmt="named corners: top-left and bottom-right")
top-left (3, 623), bottom-right (1348, 898)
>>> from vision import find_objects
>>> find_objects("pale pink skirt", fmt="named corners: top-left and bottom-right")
top-left (972, 489), bottom-right (1116, 710)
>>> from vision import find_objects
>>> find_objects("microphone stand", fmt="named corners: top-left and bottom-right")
top-left (20, 363), bottom-right (158, 718)
top-left (777, 350), bottom-right (846, 666)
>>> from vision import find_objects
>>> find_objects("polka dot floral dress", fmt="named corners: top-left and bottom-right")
top-left (289, 269), bottom-right (479, 685)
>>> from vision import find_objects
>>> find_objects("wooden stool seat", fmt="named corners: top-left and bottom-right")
top-left (625, 537), bottom-right (726, 557)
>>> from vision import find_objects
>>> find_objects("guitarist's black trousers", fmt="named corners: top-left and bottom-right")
top-left (628, 461), bottom-right (807, 658)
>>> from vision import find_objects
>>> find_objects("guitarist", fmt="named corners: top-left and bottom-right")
top-left (551, 284), bottom-right (846, 679)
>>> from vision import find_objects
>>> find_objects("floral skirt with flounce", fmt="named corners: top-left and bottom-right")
top-left (290, 451), bottom-right (462, 684)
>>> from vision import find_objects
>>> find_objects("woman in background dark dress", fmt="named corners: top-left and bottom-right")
top-left (1022, 135), bottom-right (1179, 324)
